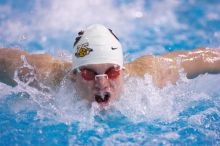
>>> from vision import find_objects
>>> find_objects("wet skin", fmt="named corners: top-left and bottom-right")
top-left (0, 48), bottom-right (219, 105)
top-left (70, 63), bottom-right (124, 106)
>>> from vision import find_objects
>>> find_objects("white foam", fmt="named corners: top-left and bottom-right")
top-left (162, 132), bottom-right (180, 140)
top-left (49, 72), bottom-right (220, 130)
top-left (0, 82), bottom-right (14, 98)
top-left (0, 72), bottom-right (220, 130)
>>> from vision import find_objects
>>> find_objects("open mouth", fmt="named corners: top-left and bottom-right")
top-left (94, 92), bottom-right (111, 105)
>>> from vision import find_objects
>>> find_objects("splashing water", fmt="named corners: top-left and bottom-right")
top-left (0, 71), bottom-right (220, 145)
top-left (1, 0), bottom-right (220, 145)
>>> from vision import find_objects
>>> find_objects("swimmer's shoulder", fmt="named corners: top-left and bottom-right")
top-left (26, 50), bottom-right (72, 88)
top-left (125, 55), bottom-right (156, 76)
top-left (124, 53), bottom-right (181, 87)
top-left (27, 52), bottom-right (72, 87)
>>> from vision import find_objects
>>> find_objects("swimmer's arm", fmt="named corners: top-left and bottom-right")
top-left (125, 48), bottom-right (220, 88)
top-left (0, 48), bottom-right (28, 86)
top-left (124, 55), bottom-right (155, 76)
top-left (0, 48), bottom-right (72, 89)
top-left (162, 48), bottom-right (220, 79)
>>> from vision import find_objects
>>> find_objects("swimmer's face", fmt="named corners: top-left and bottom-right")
top-left (71, 64), bottom-right (124, 106)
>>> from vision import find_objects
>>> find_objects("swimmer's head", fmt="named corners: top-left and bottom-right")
top-left (71, 24), bottom-right (124, 106)
top-left (72, 24), bottom-right (123, 69)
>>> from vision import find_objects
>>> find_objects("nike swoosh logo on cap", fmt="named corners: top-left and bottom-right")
top-left (111, 47), bottom-right (118, 50)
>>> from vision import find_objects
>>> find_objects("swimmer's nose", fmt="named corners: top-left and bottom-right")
top-left (95, 74), bottom-right (109, 91)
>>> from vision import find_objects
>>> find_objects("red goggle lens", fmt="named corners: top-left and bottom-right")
top-left (105, 66), bottom-right (120, 79)
top-left (80, 68), bottom-right (96, 80)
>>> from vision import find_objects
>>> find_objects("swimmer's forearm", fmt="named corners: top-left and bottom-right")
top-left (0, 48), bottom-right (25, 86)
top-left (0, 48), bottom-right (72, 88)
top-left (179, 48), bottom-right (220, 78)
top-left (0, 48), bottom-right (28, 77)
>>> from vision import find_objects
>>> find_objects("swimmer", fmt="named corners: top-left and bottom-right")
top-left (0, 24), bottom-right (220, 105)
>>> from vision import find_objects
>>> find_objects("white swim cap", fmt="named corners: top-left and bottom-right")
top-left (72, 24), bottom-right (123, 69)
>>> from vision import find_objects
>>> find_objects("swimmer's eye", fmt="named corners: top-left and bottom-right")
top-left (80, 68), bottom-right (97, 81)
top-left (105, 66), bottom-right (120, 79)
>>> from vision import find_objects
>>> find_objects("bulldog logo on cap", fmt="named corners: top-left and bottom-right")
top-left (75, 43), bottom-right (93, 58)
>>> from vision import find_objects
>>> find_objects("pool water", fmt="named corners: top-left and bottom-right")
top-left (1, 73), bottom-right (220, 145)
top-left (0, 0), bottom-right (220, 145)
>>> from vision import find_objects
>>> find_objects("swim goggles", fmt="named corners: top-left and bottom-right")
top-left (76, 65), bottom-right (123, 81)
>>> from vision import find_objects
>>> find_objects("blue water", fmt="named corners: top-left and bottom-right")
top-left (1, 0), bottom-right (220, 145)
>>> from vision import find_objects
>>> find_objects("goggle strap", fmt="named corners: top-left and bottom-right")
top-left (112, 65), bottom-right (125, 70)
